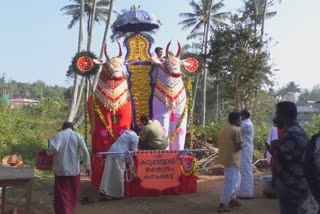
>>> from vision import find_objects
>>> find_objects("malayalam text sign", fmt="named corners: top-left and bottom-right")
top-left (136, 152), bottom-right (181, 191)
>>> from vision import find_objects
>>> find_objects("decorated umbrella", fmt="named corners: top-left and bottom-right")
top-left (112, 9), bottom-right (161, 33)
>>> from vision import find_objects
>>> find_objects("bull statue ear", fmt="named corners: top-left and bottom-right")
top-left (93, 59), bottom-right (106, 65)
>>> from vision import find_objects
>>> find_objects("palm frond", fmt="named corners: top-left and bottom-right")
top-left (211, 0), bottom-right (225, 12)
top-left (96, 0), bottom-right (109, 7)
top-left (265, 11), bottom-right (277, 19)
top-left (179, 12), bottom-right (198, 19)
top-left (68, 16), bottom-right (80, 29)
top-left (60, 5), bottom-right (80, 12)
top-left (191, 21), bottom-right (205, 34)
top-left (178, 18), bottom-right (197, 26)
top-left (180, 20), bottom-right (199, 31)
top-left (63, 9), bottom-right (80, 16)
top-left (187, 31), bottom-right (204, 40)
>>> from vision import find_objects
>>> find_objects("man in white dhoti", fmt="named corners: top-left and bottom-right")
top-left (266, 127), bottom-right (278, 164)
top-left (217, 112), bottom-right (243, 213)
top-left (237, 109), bottom-right (255, 199)
top-left (265, 118), bottom-right (283, 167)
top-left (99, 128), bottom-right (140, 200)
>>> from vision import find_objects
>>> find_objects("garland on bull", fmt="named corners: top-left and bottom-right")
top-left (176, 77), bottom-right (198, 176)
top-left (168, 76), bottom-right (194, 147)
top-left (92, 93), bottom-right (117, 141)
top-left (178, 157), bottom-right (197, 176)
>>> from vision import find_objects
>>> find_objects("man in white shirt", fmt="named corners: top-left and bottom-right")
top-left (150, 47), bottom-right (164, 87)
top-left (151, 47), bottom-right (164, 65)
top-left (99, 127), bottom-right (141, 200)
top-left (47, 121), bottom-right (91, 214)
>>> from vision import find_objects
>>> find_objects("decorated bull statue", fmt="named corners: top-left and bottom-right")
top-left (151, 41), bottom-right (191, 151)
top-left (87, 41), bottom-right (134, 153)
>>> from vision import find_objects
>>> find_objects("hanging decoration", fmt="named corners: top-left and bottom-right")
top-left (72, 51), bottom-right (99, 76)
top-left (186, 76), bottom-right (194, 149)
top-left (183, 57), bottom-right (199, 73)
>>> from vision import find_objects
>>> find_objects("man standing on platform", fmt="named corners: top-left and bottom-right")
top-left (151, 47), bottom-right (164, 65)
top-left (150, 47), bottom-right (164, 86)
top-left (217, 112), bottom-right (243, 213)
top-left (237, 109), bottom-right (255, 199)
top-left (139, 115), bottom-right (168, 150)
top-left (99, 128), bottom-right (140, 200)
top-left (47, 121), bottom-right (91, 214)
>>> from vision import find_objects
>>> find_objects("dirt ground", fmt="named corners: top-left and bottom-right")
top-left (2, 171), bottom-right (279, 214)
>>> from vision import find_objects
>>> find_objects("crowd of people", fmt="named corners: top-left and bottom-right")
top-left (217, 101), bottom-right (320, 214)
top-left (46, 97), bottom-right (320, 214)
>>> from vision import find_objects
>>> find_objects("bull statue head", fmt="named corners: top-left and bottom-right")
top-left (93, 41), bottom-right (125, 80)
top-left (163, 41), bottom-right (184, 78)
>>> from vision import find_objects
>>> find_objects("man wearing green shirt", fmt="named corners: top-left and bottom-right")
top-left (139, 115), bottom-right (168, 150)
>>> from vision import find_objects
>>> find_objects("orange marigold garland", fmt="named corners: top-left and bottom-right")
top-left (187, 76), bottom-right (194, 149)
top-left (178, 157), bottom-right (197, 176)
top-left (168, 101), bottom-right (188, 145)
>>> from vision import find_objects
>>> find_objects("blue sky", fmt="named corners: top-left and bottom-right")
top-left (1, 0), bottom-right (320, 90)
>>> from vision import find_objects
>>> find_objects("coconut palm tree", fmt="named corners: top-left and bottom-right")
top-left (92, 0), bottom-right (115, 90)
top-left (248, 0), bottom-right (281, 43)
top-left (63, 0), bottom-right (110, 122)
top-left (285, 81), bottom-right (301, 102)
top-left (178, 0), bottom-right (229, 126)
top-left (67, 0), bottom-right (85, 122)
top-left (61, 0), bottom-right (109, 35)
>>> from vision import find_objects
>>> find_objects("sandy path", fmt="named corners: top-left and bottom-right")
top-left (73, 173), bottom-right (279, 214)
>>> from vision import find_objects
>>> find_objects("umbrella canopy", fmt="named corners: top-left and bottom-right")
top-left (112, 9), bottom-right (161, 33)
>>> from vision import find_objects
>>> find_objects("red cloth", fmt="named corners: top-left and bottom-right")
top-left (91, 154), bottom-right (105, 190)
top-left (270, 128), bottom-right (284, 170)
top-left (90, 152), bottom-right (197, 196)
top-left (277, 128), bottom-right (283, 138)
top-left (87, 96), bottom-right (132, 152)
top-left (36, 150), bottom-right (53, 170)
top-left (54, 174), bottom-right (80, 214)
top-left (88, 90), bottom-right (132, 191)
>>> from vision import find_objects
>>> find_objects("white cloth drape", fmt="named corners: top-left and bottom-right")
top-left (220, 166), bottom-right (241, 204)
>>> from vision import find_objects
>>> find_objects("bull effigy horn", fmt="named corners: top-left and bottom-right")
top-left (176, 41), bottom-right (182, 57)
top-left (104, 43), bottom-right (108, 58)
top-left (117, 40), bottom-right (122, 57)
top-left (166, 40), bottom-right (172, 57)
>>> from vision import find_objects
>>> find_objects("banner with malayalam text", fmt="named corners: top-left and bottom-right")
top-left (135, 151), bottom-right (181, 191)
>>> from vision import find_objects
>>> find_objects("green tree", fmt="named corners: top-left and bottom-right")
top-left (298, 85), bottom-right (320, 104)
top-left (207, 15), bottom-right (273, 112)
top-left (179, 0), bottom-right (229, 126)
top-left (62, 0), bottom-right (111, 123)
top-left (248, 0), bottom-right (281, 44)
